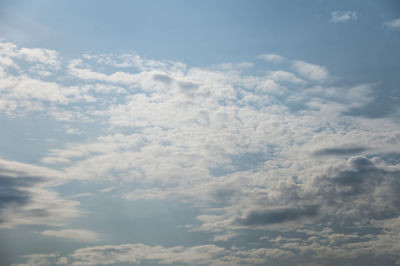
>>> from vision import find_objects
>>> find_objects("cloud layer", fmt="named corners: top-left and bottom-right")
top-left (1, 39), bottom-right (400, 265)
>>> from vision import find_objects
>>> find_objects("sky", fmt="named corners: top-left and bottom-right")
top-left (0, 0), bottom-right (400, 265)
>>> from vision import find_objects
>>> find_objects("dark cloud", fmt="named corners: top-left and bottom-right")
top-left (236, 156), bottom-right (400, 228)
top-left (209, 187), bottom-right (237, 202)
top-left (0, 174), bottom-right (47, 223)
top-left (153, 74), bottom-right (173, 85)
top-left (313, 146), bottom-right (367, 156)
top-left (315, 156), bottom-right (400, 220)
top-left (318, 157), bottom-right (385, 197)
top-left (0, 175), bottom-right (43, 208)
top-left (236, 205), bottom-right (319, 226)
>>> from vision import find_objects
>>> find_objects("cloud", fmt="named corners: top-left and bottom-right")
top-left (15, 243), bottom-right (295, 266)
top-left (17, 47), bottom-right (60, 69)
top-left (0, 175), bottom-right (43, 218)
top-left (292, 60), bottom-right (328, 82)
top-left (269, 71), bottom-right (304, 84)
top-left (0, 41), bottom-right (60, 69)
top-left (12, 253), bottom-right (68, 266)
top-left (257, 53), bottom-right (286, 63)
top-left (236, 205), bottom-right (319, 226)
top-left (384, 18), bottom-right (400, 29)
top-left (153, 73), bottom-right (174, 84)
top-left (313, 146), bottom-right (367, 156)
top-left (314, 156), bottom-right (400, 220)
top-left (0, 158), bottom-right (80, 228)
top-left (41, 229), bottom-right (100, 242)
top-left (330, 11), bottom-right (358, 23)
top-left (69, 244), bottom-right (227, 265)
top-left (3, 39), bottom-right (400, 265)
top-left (0, 41), bottom-right (97, 119)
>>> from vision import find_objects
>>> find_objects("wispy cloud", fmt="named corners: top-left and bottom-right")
top-left (0, 159), bottom-right (80, 228)
top-left (257, 53), bottom-right (286, 63)
top-left (41, 229), bottom-right (100, 242)
top-left (330, 11), bottom-right (358, 23)
top-left (384, 18), bottom-right (400, 29)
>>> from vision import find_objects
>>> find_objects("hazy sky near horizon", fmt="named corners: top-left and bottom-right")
top-left (1, 1), bottom-right (400, 265)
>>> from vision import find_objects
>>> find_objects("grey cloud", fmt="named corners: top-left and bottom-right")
top-left (236, 205), bottom-right (319, 226)
top-left (153, 74), bottom-right (173, 85)
top-left (315, 156), bottom-right (400, 220)
top-left (0, 160), bottom-right (80, 227)
top-left (235, 156), bottom-right (400, 228)
top-left (0, 175), bottom-right (44, 212)
top-left (318, 157), bottom-right (383, 196)
top-left (0, 174), bottom-right (50, 224)
top-left (313, 146), bottom-right (367, 156)
top-left (179, 81), bottom-right (199, 91)
top-left (209, 186), bottom-right (238, 202)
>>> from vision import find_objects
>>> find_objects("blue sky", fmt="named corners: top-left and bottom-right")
top-left (1, 1), bottom-right (400, 265)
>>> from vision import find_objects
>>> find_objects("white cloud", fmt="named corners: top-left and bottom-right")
top-left (18, 47), bottom-right (60, 69)
top-left (292, 60), bottom-right (329, 82)
top-left (257, 53), bottom-right (286, 63)
top-left (68, 192), bottom-right (92, 198)
top-left (0, 41), bottom-right (60, 70)
top-left (65, 126), bottom-right (84, 135)
top-left (41, 229), bottom-right (100, 242)
top-left (384, 18), bottom-right (400, 29)
top-left (269, 70), bottom-right (304, 84)
top-left (331, 11), bottom-right (358, 23)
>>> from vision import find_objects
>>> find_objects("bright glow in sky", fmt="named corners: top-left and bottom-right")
top-left (1, 1), bottom-right (400, 265)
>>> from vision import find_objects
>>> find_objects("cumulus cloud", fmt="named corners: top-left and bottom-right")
top-left (69, 244), bottom-right (226, 265)
top-left (330, 11), bottom-right (358, 23)
top-left (314, 156), bottom-right (400, 220)
top-left (15, 243), bottom-right (295, 266)
top-left (0, 41), bottom-right (60, 69)
top-left (0, 42), bottom-right (96, 119)
top-left (2, 39), bottom-right (400, 265)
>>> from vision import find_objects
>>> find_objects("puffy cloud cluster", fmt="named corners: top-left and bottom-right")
top-left (14, 243), bottom-right (293, 266)
top-left (1, 39), bottom-right (400, 265)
